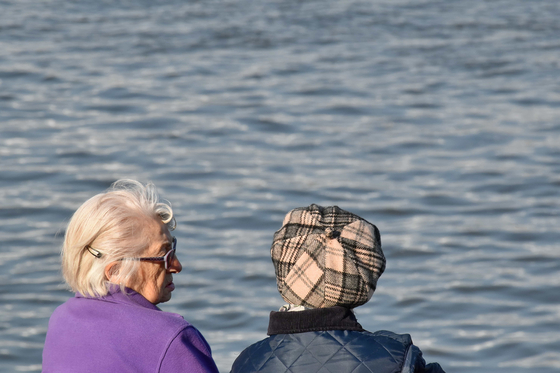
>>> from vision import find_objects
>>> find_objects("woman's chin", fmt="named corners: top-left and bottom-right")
top-left (157, 288), bottom-right (174, 304)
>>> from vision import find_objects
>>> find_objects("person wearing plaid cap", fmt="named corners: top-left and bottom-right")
top-left (231, 204), bottom-right (445, 373)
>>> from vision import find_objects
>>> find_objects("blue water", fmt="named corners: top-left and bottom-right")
top-left (1, 0), bottom-right (560, 371)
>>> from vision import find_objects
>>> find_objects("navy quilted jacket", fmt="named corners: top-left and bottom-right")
top-left (231, 307), bottom-right (445, 373)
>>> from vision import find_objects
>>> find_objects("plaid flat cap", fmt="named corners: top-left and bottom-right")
top-left (271, 204), bottom-right (386, 309)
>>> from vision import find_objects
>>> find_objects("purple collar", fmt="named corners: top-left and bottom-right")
top-left (76, 285), bottom-right (161, 311)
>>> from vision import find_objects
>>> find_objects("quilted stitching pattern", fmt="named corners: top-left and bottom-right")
top-left (231, 330), bottom-right (411, 373)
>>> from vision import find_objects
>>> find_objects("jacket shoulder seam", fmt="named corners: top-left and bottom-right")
top-left (156, 325), bottom-right (194, 372)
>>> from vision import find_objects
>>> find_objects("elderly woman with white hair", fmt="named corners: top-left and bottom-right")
top-left (43, 180), bottom-right (219, 373)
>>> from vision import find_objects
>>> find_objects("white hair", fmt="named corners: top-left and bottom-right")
top-left (61, 179), bottom-right (175, 297)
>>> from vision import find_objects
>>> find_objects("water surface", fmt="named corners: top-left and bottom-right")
top-left (1, 0), bottom-right (559, 371)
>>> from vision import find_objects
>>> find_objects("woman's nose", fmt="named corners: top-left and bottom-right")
top-left (169, 256), bottom-right (182, 273)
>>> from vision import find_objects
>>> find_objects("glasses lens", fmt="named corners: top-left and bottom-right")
top-left (166, 249), bottom-right (176, 269)
top-left (165, 237), bottom-right (177, 269)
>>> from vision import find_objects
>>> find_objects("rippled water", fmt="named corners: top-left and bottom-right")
top-left (1, 0), bottom-right (560, 372)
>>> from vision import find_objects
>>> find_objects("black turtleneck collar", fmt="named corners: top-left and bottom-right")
top-left (267, 306), bottom-right (364, 335)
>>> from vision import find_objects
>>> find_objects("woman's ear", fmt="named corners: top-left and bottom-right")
top-left (104, 262), bottom-right (120, 282)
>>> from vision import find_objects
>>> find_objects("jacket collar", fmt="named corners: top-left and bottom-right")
top-left (76, 284), bottom-right (161, 311)
top-left (267, 306), bottom-right (364, 335)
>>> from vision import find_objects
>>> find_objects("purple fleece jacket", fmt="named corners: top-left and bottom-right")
top-left (42, 287), bottom-right (219, 373)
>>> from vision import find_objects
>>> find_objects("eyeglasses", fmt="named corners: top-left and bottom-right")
top-left (135, 236), bottom-right (177, 270)
top-left (87, 236), bottom-right (178, 271)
